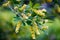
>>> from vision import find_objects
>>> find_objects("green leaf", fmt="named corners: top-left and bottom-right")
top-left (28, 1), bottom-right (33, 7)
top-left (33, 3), bottom-right (40, 9)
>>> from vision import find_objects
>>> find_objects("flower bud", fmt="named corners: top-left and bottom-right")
top-left (57, 7), bottom-right (60, 13)
top-left (14, 6), bottom-right (18, 10)
top-left (2, 3), bottom-right (8, 7)
top-left (42, 26), bottom-right (48, 30)
top-left (19, 4), bottom-right (27, 11)
top-left (27, 13), bottom-right (31, 17)
top-left (42, 9), bottom-right (46, 12)
top-left (15, 21), bottom-right (22, 33)
top-left (2, 1), bottom-right (10, 7)
top-left (30, 27), bottom-right (36, 39)
top-left (36, 30), bottom-right (40, 35)
top-left (33, 22), bottom-right (40, 35)
top-left (32, 9), bottom-right (38, 14)
top-left (21, 13), bottom-right (28, 19)
top-left (32, 9), bottom-right (45, 17)
top-left (45, 19), bottom-right (48, 23)
top-left (39, 13), bottom-right (45, 17)
top-left (31, 33), bottom-right (36, 39)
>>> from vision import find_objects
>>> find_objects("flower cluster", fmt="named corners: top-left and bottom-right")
top-left (2, 0), bottom-right (49, 39)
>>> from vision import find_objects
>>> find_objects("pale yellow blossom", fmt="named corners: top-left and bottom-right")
top-left (15, 21), bottom-right (22, 33)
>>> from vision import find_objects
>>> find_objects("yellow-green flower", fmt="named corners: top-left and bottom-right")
top-left (57, 7), bottom-right (60, 13)
top-left (42, 9), bottom-right (46, 12)
top-left (19, 4), bottom-right (27, 11)
top-left (33, 22), bottom-right (40, 35)
top-left (14, 6), bottom-right (18, 10)
top-left (30, 27), bottom-right (36, 39)
top-left (15, 21), bottom-right (22, 33)
top-left (2, 1), bottom-right (10, 7)
top-left (27, 13), bottom-right (31, 17)
top-left (42, 26), bottom-right (48, 30)
top-left (32, 9), bottom-right (45, 17)
top-left (21, 13), bottom-right (28, 19)
top-left (31, 33), bottom-right (36, 39)
top-left (45, 19), bottom-right (48, 23)
top-left (36, 29), bottom-right (40, 35)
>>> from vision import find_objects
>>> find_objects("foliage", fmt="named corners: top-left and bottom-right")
top-left (0, 0), bottom-right (60, 40)
top-left (1, 0), bottom-right (49, 39)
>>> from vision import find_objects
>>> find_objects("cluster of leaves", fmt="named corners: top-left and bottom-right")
top-left (2, 0), bottom-right (49, 39)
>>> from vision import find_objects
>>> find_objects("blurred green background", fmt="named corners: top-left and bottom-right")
top-left (0, 0), bottom-right (60, 40)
